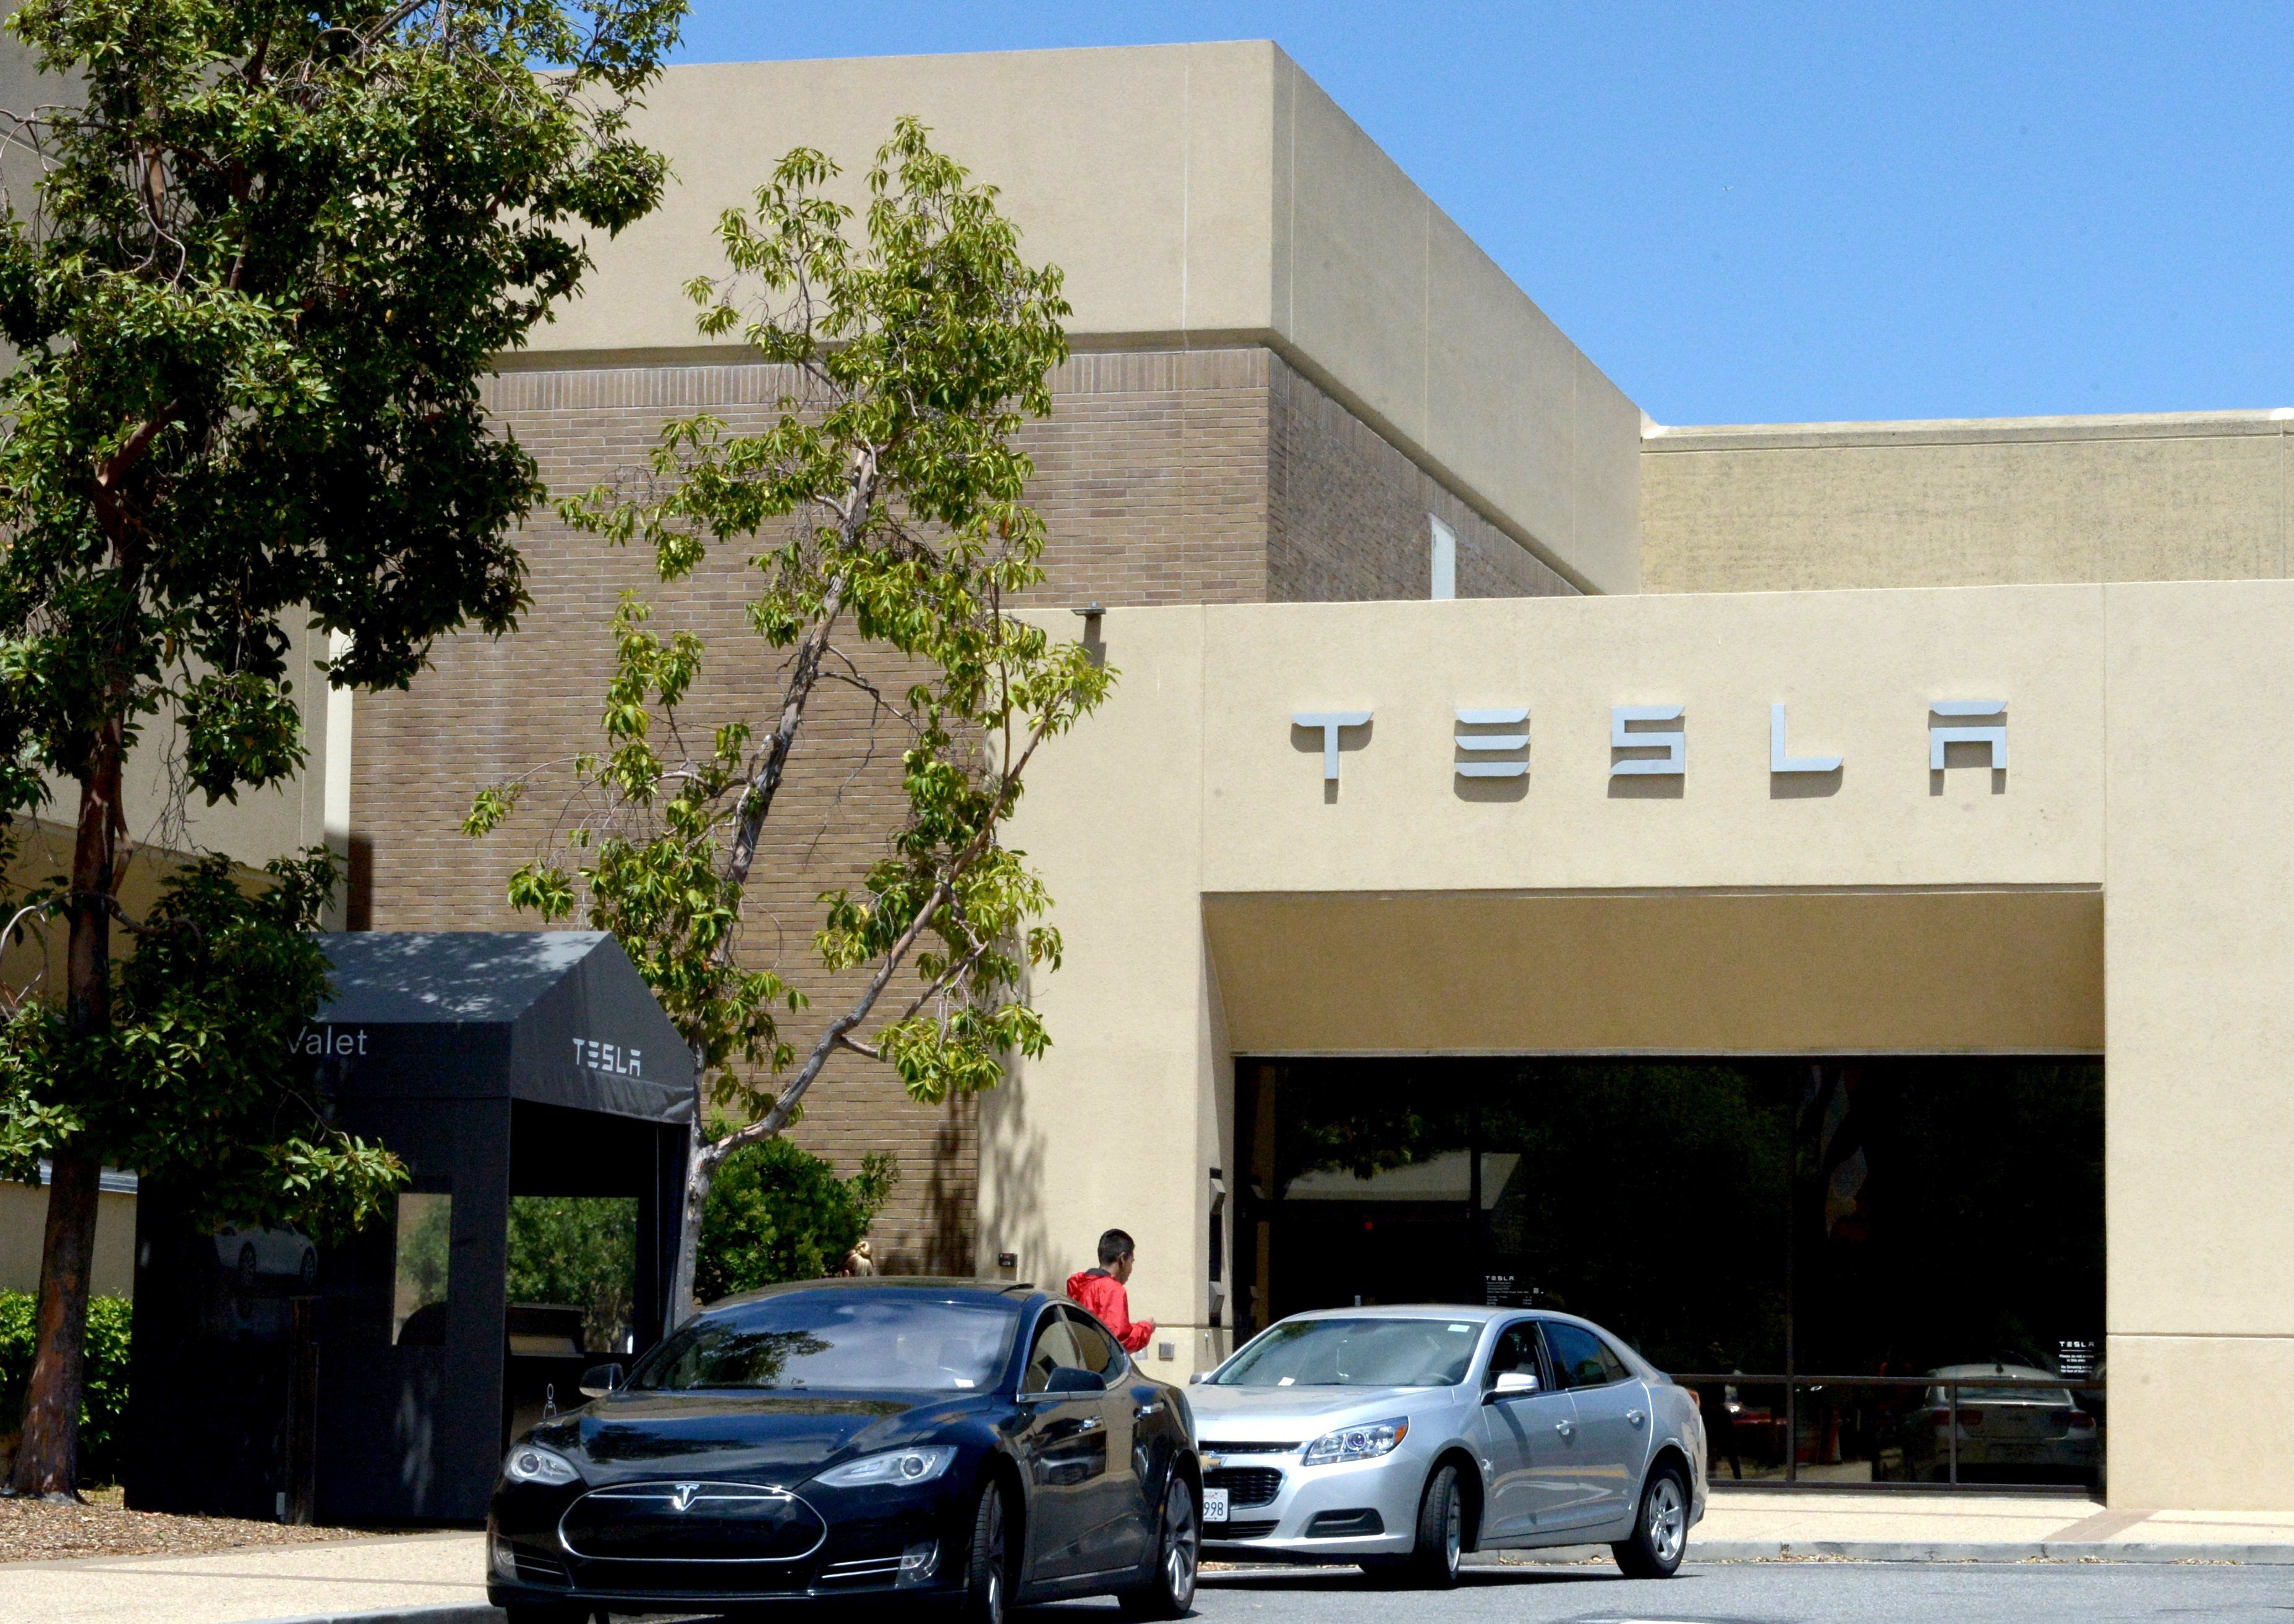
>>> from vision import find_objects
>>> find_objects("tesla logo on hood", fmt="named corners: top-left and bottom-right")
top-left (670, 1482), bottom-right (701, 1512)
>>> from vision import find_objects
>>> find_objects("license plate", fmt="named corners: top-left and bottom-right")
top-left (1202, 1487), bottom-right (1230, 1523)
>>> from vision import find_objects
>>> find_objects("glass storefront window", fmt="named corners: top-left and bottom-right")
top-left (1235, 1054), bottom-right (2104, 1490)
top-left (392, 1191), bottom-right (453, 1346)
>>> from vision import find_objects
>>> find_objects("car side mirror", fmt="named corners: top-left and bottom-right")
top-left (1045, 1366), bottom-right (1108, 1395)
top-left (579, 1362), bottom-right (625, 1399)
top-left (1485, 1370), bottom-right (1540, 1402)
top-left (1187, 1372), bottom-right (1206, 1385)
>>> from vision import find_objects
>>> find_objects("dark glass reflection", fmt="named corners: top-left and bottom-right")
top-left (1234, 1055), bottom-right (2104, 1488)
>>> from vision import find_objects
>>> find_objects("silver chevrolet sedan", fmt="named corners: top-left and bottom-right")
top-left (1187, 1304), bottom-right (1706, 1584)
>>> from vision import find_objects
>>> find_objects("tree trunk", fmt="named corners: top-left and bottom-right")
top-left (9, 729), bottom-right (123, 1499)
top-left (9, 1149), bottom-right (100, 1499)
top-left (666, 1112), bottom-right (710, 1332)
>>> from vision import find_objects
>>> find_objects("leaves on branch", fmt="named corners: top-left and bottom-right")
top-left (0, 848), bottom-right (406, 1238)
top-left (475, 117), bottom-right (1111, 1155)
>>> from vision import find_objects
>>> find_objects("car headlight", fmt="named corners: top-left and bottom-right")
top-left (812, 1446), bottom-right (958, 1489)
top-left (1301, 1418), bottom-right (1410, 1467)
top-left (501, 1442), bottom-right (581, 1486)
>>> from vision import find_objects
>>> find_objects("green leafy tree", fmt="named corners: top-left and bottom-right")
top-left (470, 120), bottom-right (1111, 1316)
top-left (0, 852), bottom-right (403, 1471)
top-left (697, 1136), bottom-right (897, 1301)
top-left (0, 0), bottom-right (685, 1496)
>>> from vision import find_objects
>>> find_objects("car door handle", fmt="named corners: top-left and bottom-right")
top-left (1077, 1416), bottom-right (1104, 1433)
top-left (1627, 1409), bottom-right (1646, 1427)
top-left (1135, 1401), bottom-right (1164, 1419)
top-left (1554, 1420), bottom-right (1575, 1439)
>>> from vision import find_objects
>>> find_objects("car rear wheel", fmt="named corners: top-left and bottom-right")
top-left (1391, 1461), bottom-right (1462, 1589)
top-left (1117, 1471), bottom-right (1199, 1618)
top-left (958, 1477), bottom-right (1015, 1624)
top-left (1613, 1461), bottom-right (1689, 1579)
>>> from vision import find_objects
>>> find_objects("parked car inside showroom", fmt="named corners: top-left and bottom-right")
top-left (1187, 1304), bottom-right (1706, 1583)
top-left (1874, 1362), bottom-right (2101, 1488)
top-left (486, 1278), bottom-right (1201, 1624)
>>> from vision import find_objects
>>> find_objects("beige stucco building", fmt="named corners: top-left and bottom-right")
top-left (370, 42), bottom-right (2289, 1511)
top-left (9, 36), bottom-right (2288, 1513)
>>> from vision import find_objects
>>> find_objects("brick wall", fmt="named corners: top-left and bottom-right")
top-left (354, 343), bottom-right (1566, 1275)
top-left (1268, 354), bottom-right (1576, 603)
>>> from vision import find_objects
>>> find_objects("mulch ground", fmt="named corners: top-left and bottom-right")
top-left (0, 1485), bottom-right (403, 1563)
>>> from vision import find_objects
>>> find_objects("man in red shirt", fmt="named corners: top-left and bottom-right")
top-left (1065, 1228), bottom-right (1155, 1354)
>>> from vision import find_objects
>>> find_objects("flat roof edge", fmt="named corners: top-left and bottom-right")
top-left (1644, 407), bottom-right (2294, 452)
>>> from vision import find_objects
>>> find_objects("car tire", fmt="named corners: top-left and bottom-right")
top-left (1612, 1461), bottom-right (1689, 1579)
top-left (1395, 1460), bottom-right (1463, 1589)
top-left (958, 1477), bottom-right (1015, 1624)
top-left (1117, 1471), bottom-right (1200, 1619)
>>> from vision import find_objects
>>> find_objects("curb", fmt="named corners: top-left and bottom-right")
top-left (249, 1608), bottom-right (503, 1624)
top-left (1690, 1539), bottom-right (2294, 1565)
top-left (1465, 1540), bottom-right (2294, 1567)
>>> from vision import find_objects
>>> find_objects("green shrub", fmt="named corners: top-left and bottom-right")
top-left (697, 1137), bottom-right (897, 1302)
top-left (0, 1291), bottom-right (132, 1484)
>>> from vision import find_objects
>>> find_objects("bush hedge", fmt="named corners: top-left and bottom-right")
top-left (0, 1291), bottom-right (132, 1484)
top-left (697, 1137), bottom-right (898, 1301)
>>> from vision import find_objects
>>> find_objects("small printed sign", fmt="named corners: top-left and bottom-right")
top-left (1202, 1488), bottom-right (1230, 1524)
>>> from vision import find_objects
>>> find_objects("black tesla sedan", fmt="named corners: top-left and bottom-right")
top-left (487, 1277), bottom-right (1201, 1623)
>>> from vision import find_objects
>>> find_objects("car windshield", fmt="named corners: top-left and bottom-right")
top-left (628, 1293), bottom-right (1019, 1393)
top-left (1212, 1317), bottom-right (1482, 1388)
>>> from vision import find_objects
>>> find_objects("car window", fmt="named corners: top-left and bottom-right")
top-left (1021, 1314), bottom-right (1087, 1394)
top-left (1542, 1321), bottom-right (1623, 1390)
top-left (1065, 1309), bottom-right (1128, 1380)
top-left (1488, 1320), bottom-right (1546, 1385)
top-left (1594, 1338), bottom-right (1632, 1384)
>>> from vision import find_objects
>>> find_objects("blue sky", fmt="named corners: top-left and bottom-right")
top-left (673, 4), bottom-right (2293, 427)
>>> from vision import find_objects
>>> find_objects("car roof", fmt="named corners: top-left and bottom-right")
top-left (1273, 1304), bottom-right (1512, 1324)
top-left (1930, 1363), bottom-right (2064, 1380)
top-left (706, 1277), bottom-right (1042, 1312)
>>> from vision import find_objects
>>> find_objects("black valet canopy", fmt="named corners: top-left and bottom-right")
top-left (128, 931), bottom-right (696, 1525)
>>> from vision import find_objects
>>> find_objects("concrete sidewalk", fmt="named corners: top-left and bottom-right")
top-left (1480, 1490), bottom-right (2294, 1567)
top-left (0, 1531), bottom-right (489, 1624)
top-left (11, 1493), bottom-right (2294, 1624)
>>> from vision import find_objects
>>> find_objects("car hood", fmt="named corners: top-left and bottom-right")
top-left (1186, 1383), bottom-right (1452, 1440)
top-left (528, 1389), bottom-right (981, 1486)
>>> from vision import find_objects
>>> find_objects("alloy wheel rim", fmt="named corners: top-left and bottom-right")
top-left (1650, 1477), bottom-right (1686, 1563)
top-left (1443, 1487), bottom-right (1462, 1573)
top-left (1166, 1481), bottom-right (1198, 1604)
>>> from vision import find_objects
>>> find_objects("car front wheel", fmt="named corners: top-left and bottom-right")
top-left (1613, 1461), bottom-right (1689, 1578)
top-left (1118, 1471), bottom-right (1199, 1618)
top-left (1393, 1461), bottom-right (1463, 1589)
top-left (959, 1477), bottom-right (1015, 1624)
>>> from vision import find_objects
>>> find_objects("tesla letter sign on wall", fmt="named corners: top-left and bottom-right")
top-left (1287, 701), bottom-right (2008, 790)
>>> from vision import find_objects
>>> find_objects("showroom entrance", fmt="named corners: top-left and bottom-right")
top-left (1233, 1055), bottom-right (2105, 1489)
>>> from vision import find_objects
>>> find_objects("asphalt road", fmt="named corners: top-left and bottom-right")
top-left (1015, 1559), bottom-right (2294, 1623)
